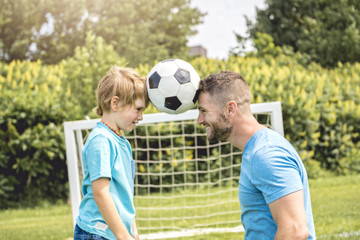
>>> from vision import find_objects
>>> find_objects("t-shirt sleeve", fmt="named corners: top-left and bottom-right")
top-left (250, 146), bottom-right (303, 204)
top-left (84, 134), bottom-right (112, 182)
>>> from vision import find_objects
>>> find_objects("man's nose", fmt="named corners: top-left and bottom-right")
top-left (197, 113), bottom-right (203, 124)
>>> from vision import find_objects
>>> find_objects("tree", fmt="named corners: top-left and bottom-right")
top-left (61, 32), bottom-right (127, 116)
top-left (0, 0), bottom-right (204, 65)
top-left (0, 0), bottom-right (48, 62)
top-left (35, 0), bottom-right (88, 64)
top-left (84, 0), bottom-right (203, 67)
top-left (239, 0), bottom-right (360, 67)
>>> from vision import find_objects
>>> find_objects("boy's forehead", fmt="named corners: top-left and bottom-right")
top-left (135, 98), bottom-right (145, 107)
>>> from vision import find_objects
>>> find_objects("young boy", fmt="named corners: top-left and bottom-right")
top-left (74, 66), bottom-right (149, 240)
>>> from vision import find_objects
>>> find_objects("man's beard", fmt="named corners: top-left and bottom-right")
top-left (207, 113), bottom-right (232, 142)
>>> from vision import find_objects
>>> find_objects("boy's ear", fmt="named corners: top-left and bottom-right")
top-left (110, 96), bottom-right (120, 111)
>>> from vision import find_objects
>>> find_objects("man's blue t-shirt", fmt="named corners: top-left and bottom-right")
top-left (76, 122), bottom-right (136, 240)
top-left (239, 128), bottom-right (316, 239)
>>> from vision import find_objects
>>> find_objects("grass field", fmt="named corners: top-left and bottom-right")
top-left (1, 174), bottom-right (359, 240)
top-left (134, 186), bottom-right (241, 234)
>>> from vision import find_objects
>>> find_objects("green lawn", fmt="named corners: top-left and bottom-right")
top-left (1, 174), bottom-right (360, 240)
top-left (134, 187), bottom-right (241, 233)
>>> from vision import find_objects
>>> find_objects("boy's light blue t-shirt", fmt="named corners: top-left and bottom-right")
top-left (239, 128), bottom-right (316, 240)
top-left (76, 122), bottom-right (136, 240)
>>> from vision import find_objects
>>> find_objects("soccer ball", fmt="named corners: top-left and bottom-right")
top-left (146, 59), bottom-right (200, 114)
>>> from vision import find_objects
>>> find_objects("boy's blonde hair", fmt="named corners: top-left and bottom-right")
top-left (95, 65), bottom-right (149, 116)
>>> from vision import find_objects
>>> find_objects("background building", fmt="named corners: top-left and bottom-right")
top-left (189, 45), bottom-right (207, 57)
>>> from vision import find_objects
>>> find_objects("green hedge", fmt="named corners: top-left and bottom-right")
top-left (0, 60), bottom-right (71, 207)
top-left (0, 33), bottom-right (126, 208)
top-left (0, 49), bottom-right (359, 207)
top-left (188, 56), bottom-right (360, 177)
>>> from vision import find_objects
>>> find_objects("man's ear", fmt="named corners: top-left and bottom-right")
top-left (225, 101), bottom-right (237, 118)
top-left (110, 96), bottom-right (120, 111)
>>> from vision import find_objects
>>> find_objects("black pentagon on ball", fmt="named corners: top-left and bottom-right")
top-left (149, 71), bottom-right (161, 89)
top-left (174, 68), bottom-right (191, 84)
top-left (164, 96), bottom-right (182, 110)
top-left (192, 89), bottom-right (200, 103)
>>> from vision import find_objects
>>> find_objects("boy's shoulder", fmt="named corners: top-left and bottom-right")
top-left (89, 122), bottom-right (108, 137)
top-left (83, 123), bottom-right (110, 147)
top-left (84, 122), bottom-right (131, 149)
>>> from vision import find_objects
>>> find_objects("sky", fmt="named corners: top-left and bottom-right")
top-left (188, 0), bottom-right (267, 59)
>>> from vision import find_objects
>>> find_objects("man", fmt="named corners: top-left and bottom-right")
top-left (196, 71), bottom-right (316, 239)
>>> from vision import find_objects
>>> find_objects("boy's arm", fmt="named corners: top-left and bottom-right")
top-left (269, 190), bottom-right (309, 240)
top-left (93, 177), bottom-right (135, 240)
top-left (132, 219), bottom-right (140, 240)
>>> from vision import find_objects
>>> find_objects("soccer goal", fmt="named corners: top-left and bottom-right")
top-left (64, 101), bottom-right (284, 239)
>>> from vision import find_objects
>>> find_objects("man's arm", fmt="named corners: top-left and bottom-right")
top-left (269, 190), bottom-right (309, 240)
top-left (93, 178), bottom-right (135, 240)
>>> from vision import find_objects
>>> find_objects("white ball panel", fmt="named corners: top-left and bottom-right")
top-left (190, 70), bottom-right (200, 88)
top-left (148, 88), bottom-right (165, 107)
top-left (155, 61), bottom-right (179, 77)
top-left (157, 76), bottom-right (180, 96)
top-left (177, 83), bottom-right (197, 103)
top-left (174, 59), bottom-right (194, 71)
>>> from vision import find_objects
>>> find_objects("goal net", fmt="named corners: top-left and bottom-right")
top-left (64, 101), bottom-right (284, 239)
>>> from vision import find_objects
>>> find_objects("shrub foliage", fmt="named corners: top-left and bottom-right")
top-left (0, 60), bottom-right (73, 207)
top-left (0, 53), bottom-right (359, 207)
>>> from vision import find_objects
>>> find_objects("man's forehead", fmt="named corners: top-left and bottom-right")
top-left (198, 91), bottom-right (210, 100)
top-left (198, 92), bottom-right (216, 108)
top-left (197, 92), bottom-right (208, 105)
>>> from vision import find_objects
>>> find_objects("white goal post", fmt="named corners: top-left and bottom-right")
top-left (64, 101), bottom-right (284, 239)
